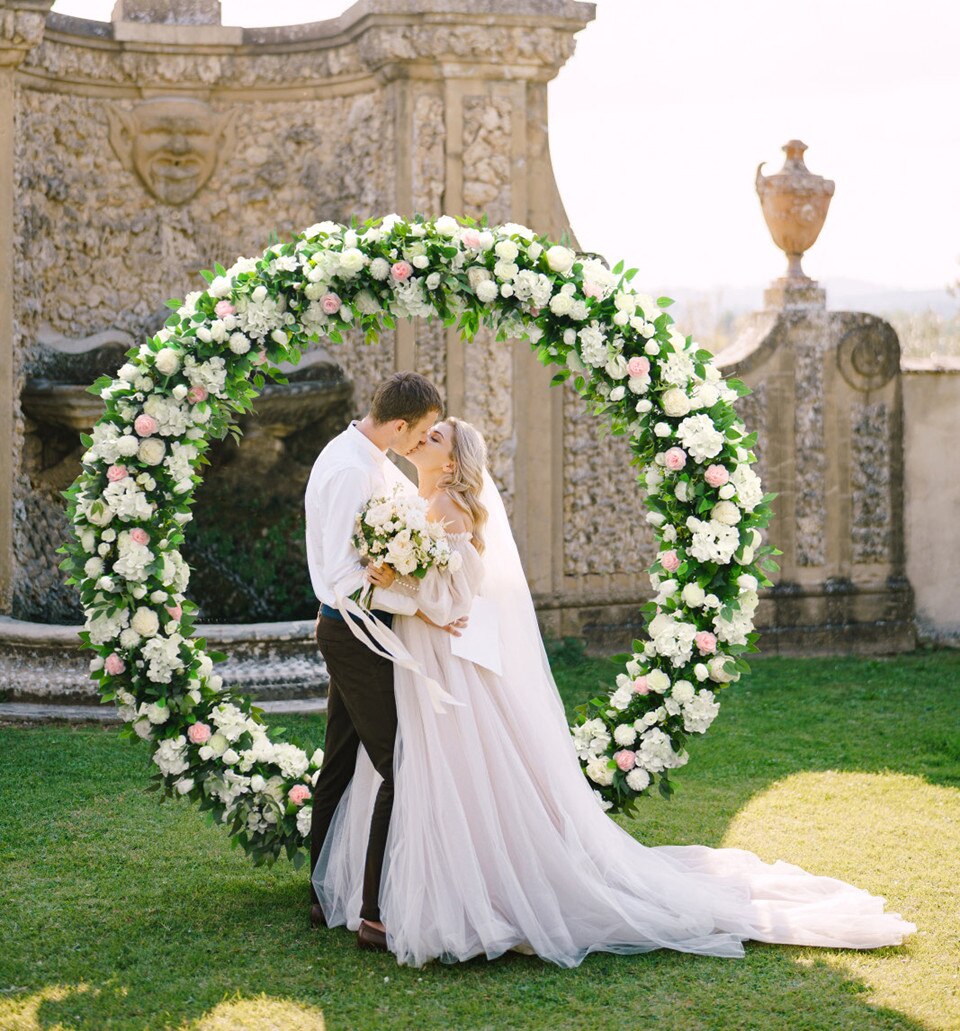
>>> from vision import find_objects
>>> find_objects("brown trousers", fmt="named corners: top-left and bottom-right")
top-left (310, 609), bottom-right (398, 923)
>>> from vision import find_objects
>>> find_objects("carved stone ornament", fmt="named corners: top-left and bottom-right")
top-left (106, 97), bottom-right (237, 205)
top-left (837, 319), bottom-right (900, 392)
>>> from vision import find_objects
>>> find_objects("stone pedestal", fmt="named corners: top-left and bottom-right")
top-left (716, 306), bottom-right (916, 654)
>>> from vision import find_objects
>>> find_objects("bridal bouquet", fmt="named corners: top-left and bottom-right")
top-left (352, 484), bottom-right (461, 608)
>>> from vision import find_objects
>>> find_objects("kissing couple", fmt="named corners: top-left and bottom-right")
top-left (304, 370), bottom-right (914, 968)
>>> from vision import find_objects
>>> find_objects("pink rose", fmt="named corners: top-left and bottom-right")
top-left (288, 784), bottom-right (311, 806)
top-left (461, 229), bottom-right (481, 249)
top-left (252, 350), bottom-right (267, 365)
top-left (705, 464), bottom-right (729, 488)
top-left (130, 528), bottom-right (149, 546)
top-left (614, 750), bottom-right (637, 772)
top-left (391, 260), bottom-right (413, 282)
top-left (188, 722), bottom-right (211, 745)
top-left (134, 414), bottom-right (158, 437)
top-left (632, 676), bottom-right (649, 695)
top-left (104, 653), bottom-right (125, 676)
top-left (106, 465), bottom-right (127, 483)
top-left (214, 300), bottom-right (236, 318)
top-left (661, 550), bottom-right (680, 573)
top-left (187, 385), bottom-right (208, 404)
top-left (529, 306), bottom-right (541, 317)
top-left (320, 292), bottom-right (342, 315)
top-left (695, 631), bottom-right (717, 654)
top-left (583, 281), bottom-right (604, 299)
top-left (664, 447), bottom-right (687, 472)
top-left (165, 603), bottom-right (182, 621)
top-left (627, 356), bottom-right (650, 378)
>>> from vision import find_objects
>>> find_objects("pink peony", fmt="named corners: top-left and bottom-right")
top-left (627, 356), bottom-right (650, 378)
top-left (391, 260), bottom-right (413, 282)
top-left (106, 465), bottom-right (127, 483)
top-left (188, 722), bottom-right (211, 745)
top-left (214, 300), bottom-right (236, 318)
top-left (664, 447), bottom-right (687, 471)
top-left (705, 464), bottom-right (730, 488)
top-left (130, 528), bottom-right (150, 546)
top-left (461, 229), bottom-right (482, 249)
top-left (165, 603), bottom-right (182, 621)
top-left (661, 550), bottom-right (680, 573)
top-left (632, 676), bottom-right (650, 694)
top-left (695, 631), bottom-right (718, 654)
top-left (288, 784), bottom-right (311, 806)
top-left (583, 281), bottom-right (604, 299)
top-left (252, 350), bottom-right (267, 365)
top-left (134, 414), bottom-right (158, 437)
top-left (104, 653), bottom-right (125, 676)
top-left (614, 750), bottom-right (637, 772)
top-left (320, 292), bottom-right (342, 315)
top-left (187, 385), bottom-right (208, 404)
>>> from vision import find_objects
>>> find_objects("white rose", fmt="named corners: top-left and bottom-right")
top-left (682, 583), bottom-right (706, 607)
top-left (84, 557), bottom-right (104, 579)
top-left (586, 757), bottom-right (615, 786)
top-left (693, 662), bottom-right (709, 682)
top-left (131, 606), bottom-right (159, 637)
top-left (605, 355), bottom-right (629, 380)
top-left (646, 668), bottom-right (671, 693)
top-left (207, 732), bottom-right (229, 757)
top-left (338, 247), bottom-right (366, 274)
top-left (654, 422), bottom-right (672, 438)
top-left (434, 215), bottom-right (459, 237)
top-left (467, 266), bottom-right (493, 292)
top-left (644, 340), bottom-right (660, 356)
top-left (738, 574), bottom-right (759, 591)
top-left (545, 245), bottom-right (576, 274)
top-left (138, 438), bottom-right (166, 466)
top-left (609, 386), bottom-right (626, 402)
top-left (250, 774), bottom-right (266, 792)
top-left (118, 363), bottom-right (138, 383)
top-left (708, 655), bottom-right (739, 683)
top-left (711, 501), bottom-right (741, 525)
top-left (719, 484), bottom-right (736, 500)
top-left (549, 292), bottom-right (573, 316)
top-left (175, 778), bottom-right (194, 795)
top-left (223, 748), bottom-right (239, 765)
top-left (662, 388), bottom-right (692, 418)
top-left (494, 239), bottom-right (519, 261)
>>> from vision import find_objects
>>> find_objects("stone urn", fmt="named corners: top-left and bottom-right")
top-left (756, 140), bottom-right (834, 306)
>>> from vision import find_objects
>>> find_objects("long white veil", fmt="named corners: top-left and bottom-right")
top-left (477, 468), bottom-right (571, 734)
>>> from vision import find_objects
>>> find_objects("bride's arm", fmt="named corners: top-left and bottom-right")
top-left (365, 545), bottom-right (479, 628)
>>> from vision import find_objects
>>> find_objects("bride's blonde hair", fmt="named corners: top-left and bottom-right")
top-left (437, 417), bottom-right (489, 555)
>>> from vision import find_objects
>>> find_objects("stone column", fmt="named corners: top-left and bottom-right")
top-left (0, 2), bottom-right (50, 613)
top-left (717, 143), bottom-right (915, 654)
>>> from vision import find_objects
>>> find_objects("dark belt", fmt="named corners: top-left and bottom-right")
top-left (319, 603), bottom-right (394, 629)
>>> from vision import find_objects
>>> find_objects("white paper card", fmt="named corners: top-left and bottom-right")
top-left (450, 596), bottom-right (502, 676)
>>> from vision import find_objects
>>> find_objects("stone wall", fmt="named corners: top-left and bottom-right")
top-left (902, 359), bottom-right (960, 644)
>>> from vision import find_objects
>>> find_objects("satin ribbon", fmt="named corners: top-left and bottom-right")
top-left (333, 580), bottom-right (464, 715)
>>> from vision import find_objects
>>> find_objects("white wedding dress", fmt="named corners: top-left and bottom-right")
top-left (312, 472), bottom-right (916, 968)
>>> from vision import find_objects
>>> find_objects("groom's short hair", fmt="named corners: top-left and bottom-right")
top-left (370, 371), bottom-right (444, 426)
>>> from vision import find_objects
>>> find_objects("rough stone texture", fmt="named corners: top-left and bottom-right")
top-left (717, 308), bottom-right (916, 655)
top-left (112, 0), bottom-right (222, 24)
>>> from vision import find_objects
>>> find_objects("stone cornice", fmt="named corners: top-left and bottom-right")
top-left (21, 1), bottom-right (595, 96)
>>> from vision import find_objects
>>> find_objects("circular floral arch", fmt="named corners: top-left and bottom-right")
top-left (60, 214), bottom-right (779, 867)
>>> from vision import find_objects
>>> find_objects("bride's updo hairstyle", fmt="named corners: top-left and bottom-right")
top-left (438, 417), bottom-right (489, 555)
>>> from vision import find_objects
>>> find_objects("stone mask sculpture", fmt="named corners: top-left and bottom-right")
top-left (107, 97), bottom-right (237, 205)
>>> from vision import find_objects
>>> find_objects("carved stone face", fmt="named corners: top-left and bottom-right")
top-left (107, 98), bottom-right (236, 205)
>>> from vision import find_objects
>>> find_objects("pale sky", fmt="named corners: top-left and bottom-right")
top-left (52, 0), bottom-right (960, 293)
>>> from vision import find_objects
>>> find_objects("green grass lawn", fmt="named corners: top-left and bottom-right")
top-left (1, 646), bottom-right (958, 1031)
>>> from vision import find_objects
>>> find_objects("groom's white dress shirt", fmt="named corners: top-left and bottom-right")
top-left (305, 421), bottom-right (419, 616)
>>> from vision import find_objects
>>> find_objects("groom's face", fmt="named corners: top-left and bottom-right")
top-left (393, 411), bottom-right (440, 456)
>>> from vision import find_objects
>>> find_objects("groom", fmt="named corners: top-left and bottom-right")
top-left (305, 370), bottom-right (444, 951)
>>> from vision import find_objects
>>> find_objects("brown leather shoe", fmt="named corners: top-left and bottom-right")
top-left (356, 920), bottom-right (388, 951)
top-left (310, 904), bottom-right (327, 929)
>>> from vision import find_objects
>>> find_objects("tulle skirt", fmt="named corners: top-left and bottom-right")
top-left (311, 619), bottom-right (916, 968)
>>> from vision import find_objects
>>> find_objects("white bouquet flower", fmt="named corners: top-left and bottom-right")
top-left (352, 484), bottom-right (458, 608)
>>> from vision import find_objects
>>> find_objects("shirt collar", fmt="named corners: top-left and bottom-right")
top-left (348, 420), bottom-right (388, 467)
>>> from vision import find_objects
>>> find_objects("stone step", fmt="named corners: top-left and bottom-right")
top-left (0, 696), bottom-right (328, 724)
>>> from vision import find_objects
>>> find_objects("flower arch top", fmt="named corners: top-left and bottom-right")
top-left (60, 213), bottom-right (779, 866)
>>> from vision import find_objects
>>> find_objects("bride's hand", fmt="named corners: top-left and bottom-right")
top-left (417, 611), bottom-right (469, 637)
top-left (365, 562), bottom-right (396, 588)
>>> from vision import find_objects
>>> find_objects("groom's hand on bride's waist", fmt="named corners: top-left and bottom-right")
top-left (415, 611), bottom-right (469, 636)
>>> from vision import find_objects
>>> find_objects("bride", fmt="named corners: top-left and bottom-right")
top-left (312, 416), bottom-right (916, 968)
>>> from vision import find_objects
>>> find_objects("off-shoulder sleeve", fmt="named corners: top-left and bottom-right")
top-left (406, 539), bottom-right (483, 627)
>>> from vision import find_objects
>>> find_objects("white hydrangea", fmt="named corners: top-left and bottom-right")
top-left (142, 634), bottom-right (185, 684)
top-left (682, 689), bottom-right (721, 733)
top-left (112, 532), bottom-right (153, 584)
top-left (271, 742), bottom-right (310, 780)
top-left (677, 414), bottom-right (725, 463)
top-left (686, 515), bottom-right (741, 565)
top-left (572, 718), bottom-right (611, 759)
top-left (730, 462), bottom-right (764, 512)
top-left (648, 612), bottom-right (698, 668)
top-left (661, 349), bottom-right (696, 387)
top-left (143, 395), bottom-right (191, 437)
top-left (236, 291), bottom-right (286, 340)
top-left (577, 322), bottom-right (608, 368)
top-left (183, 355), bottom-right (228, 398)
top-left (153, 735), bottom-right (189, 777)
top-left (84, 603), bottom-right (131, 646)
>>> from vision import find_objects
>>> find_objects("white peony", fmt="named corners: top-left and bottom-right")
top-left (585, 756), bottom-right (615, 786)
top-left (138, 438), bottom-right (166, 466)
top-left (545, 245), bottom-right (576, 274)
top-left (131, 606), bottom-right (159, 637)
top-left (662, 388), bottom-right (692, 418)
top-left (154, 347), bottom-right (180, 376)
top-left (711, 500), bottom-right (741, 525)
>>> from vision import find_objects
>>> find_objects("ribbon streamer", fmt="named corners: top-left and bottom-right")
top-left (333, 581), bottom-right (465, 715)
